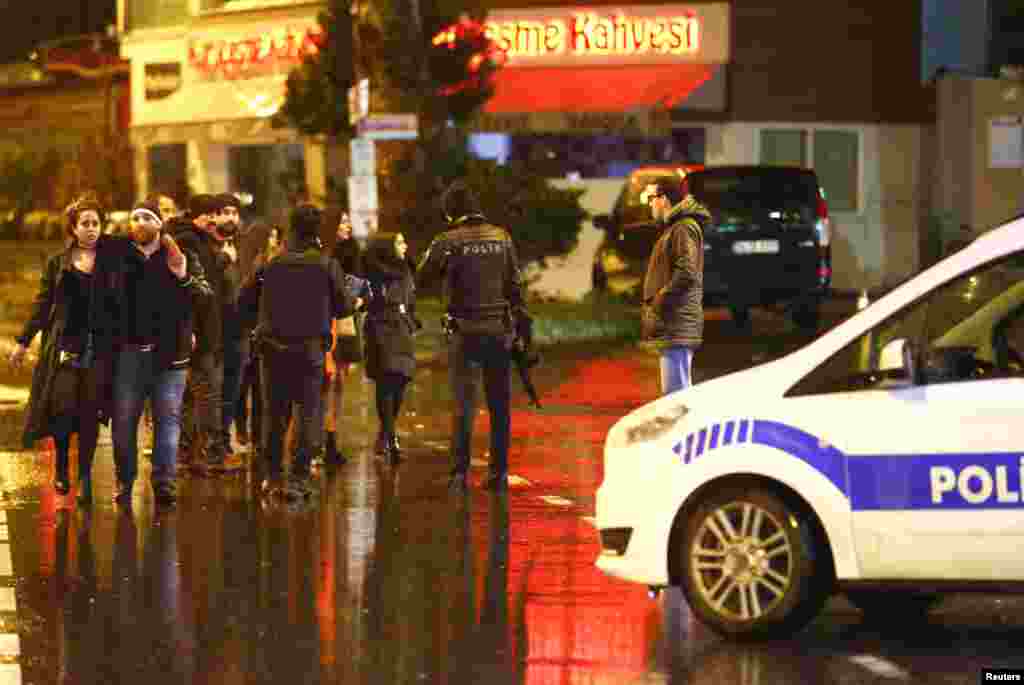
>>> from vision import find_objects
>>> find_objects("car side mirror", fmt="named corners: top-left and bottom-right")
top-left (593, 214), bottom-right (611, 231)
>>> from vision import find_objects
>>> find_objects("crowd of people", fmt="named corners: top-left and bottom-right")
top-left (7, 179), bottom-right (535, 507)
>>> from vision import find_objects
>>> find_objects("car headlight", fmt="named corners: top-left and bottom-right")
top-left (607, 403), bottom-right (688, 450)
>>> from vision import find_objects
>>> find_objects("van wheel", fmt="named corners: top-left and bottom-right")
top-left (678, 487), bottom-right (831, 640)
top-left (845, 591), bottom-right (939, 621)
top-left (791, 299), bottom-right (821, 331)
top-left (729, 304), bottom-right (751, 330)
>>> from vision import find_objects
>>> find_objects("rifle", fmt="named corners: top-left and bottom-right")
top-left (511, 314), bottom-right (541, 409)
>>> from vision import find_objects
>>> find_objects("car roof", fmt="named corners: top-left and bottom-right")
top-left (691, 164), bottom-right (818, 175)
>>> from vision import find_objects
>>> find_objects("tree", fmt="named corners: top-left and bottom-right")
top-left (272, 0), bottom-right (355, 137)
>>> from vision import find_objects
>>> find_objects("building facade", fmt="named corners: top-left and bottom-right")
top-left (119, 0), bottom-right (947, 294)
top-left (119, 0), bottom-right (328, 224)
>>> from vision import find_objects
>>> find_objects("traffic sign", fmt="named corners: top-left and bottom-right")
top-left (347, 175), bottom-right (378, 213)
top-left (357, 114), bottom-right (418, 140)
top-left (350, 137), bottom-right (375, 177)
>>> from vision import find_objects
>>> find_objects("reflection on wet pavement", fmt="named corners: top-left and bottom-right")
top-left (0, 313), bottom-right (1020, 683)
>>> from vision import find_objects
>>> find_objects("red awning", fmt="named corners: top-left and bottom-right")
top-left (484, 64), bottom-right (716, 113)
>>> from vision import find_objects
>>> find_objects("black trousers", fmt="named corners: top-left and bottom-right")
top-left (449, 333), bottom-right (511, 476)
top-left (236, 351), bottom-right (261, 442)
top-left (259, 339), bottom-right (325, 479)
top-left (374, 373), bottom-right (409, 439)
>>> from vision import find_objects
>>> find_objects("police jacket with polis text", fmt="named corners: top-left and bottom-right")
top-left (415, 214), bottom-right (526, 324)
top-left (243, 243), bottom-right (355, 345)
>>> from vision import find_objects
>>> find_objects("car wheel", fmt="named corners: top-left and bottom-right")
top-left (729, 303), bottom-right (751, 330)
top-left (679, 486), bottom-right (832, 640)
top-left (845, 590), bottom-right (940, 621)
top-left (791, 299), bottom-right (821, 331)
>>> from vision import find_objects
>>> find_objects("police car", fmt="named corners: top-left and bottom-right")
top-left (596, 215), bottom-right (1024, 639)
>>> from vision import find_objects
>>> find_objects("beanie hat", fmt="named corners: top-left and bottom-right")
top-left (189, 193), bottom-right (220, 218)
top-left (290, 204), bottom-right (322, 241)
top-left (216, 192), bottom-right (241, 211)
top-left (131, 198), bottom-right (164, 227)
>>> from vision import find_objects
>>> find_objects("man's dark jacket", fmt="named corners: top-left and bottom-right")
top-left (16, 234), bottom-right (212, 447)
top-left (415, 214), bottom-right (526, 326)
top-left (171, 217), bottom-right (227, 357)
top-left (641, 196), bottom-right (711, 349)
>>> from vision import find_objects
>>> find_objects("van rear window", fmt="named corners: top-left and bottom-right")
top-left (688, 168), bottom-right (819, 225)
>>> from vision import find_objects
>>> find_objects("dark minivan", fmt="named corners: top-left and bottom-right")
top-left (592, 165), bottom-right (832, 329)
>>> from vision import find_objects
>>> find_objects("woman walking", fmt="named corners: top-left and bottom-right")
top-left (323, 213), bottom-right (363, 463)
top-left (362, 232), bottom-right (418, 465)
top-left (8, 194), bottom-right (117, 506)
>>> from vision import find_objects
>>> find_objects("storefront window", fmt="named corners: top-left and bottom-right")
top-left (813, 129), bottom-right (859, 212)
top-left (759, 127), bottom-right (860, 213)
top-left (126, 0), bottom-right (190, 30)
top-left (471, 129), bottom-right (705, 179)
top-left (760, 129), bottom-right (807, 167)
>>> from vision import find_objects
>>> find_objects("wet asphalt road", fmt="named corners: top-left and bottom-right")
top-left (0, 302), bottom-right (1023, 684)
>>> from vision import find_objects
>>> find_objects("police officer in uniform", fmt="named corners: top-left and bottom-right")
top-left (239, 204), bottom-right (356, 500)
top-left (416, 181), bottom-right (528, 492)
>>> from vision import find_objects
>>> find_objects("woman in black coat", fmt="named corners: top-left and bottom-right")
top-left (362, 232), bottom-right (418, 464)
top-left (8, 195), bottom-right (118, 505)
top-left (324, 213), bottom-right (363, 462)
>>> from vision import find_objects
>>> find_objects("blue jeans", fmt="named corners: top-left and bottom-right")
top-left (659, 346), bottom-right (694, 396)
top-left (112, 349), bottom-right (188, 486)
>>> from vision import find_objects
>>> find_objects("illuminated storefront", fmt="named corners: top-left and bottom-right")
top-left (119, 2), bottom-right (327, 223)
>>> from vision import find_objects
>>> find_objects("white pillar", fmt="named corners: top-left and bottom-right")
top-left (187, 141), bottom-right (230, 194)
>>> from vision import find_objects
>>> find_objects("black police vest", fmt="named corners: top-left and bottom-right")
top-left (261, 256), bottom-right (332, 341)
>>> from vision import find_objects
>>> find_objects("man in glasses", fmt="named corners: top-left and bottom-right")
top-left (639, 176), bottom-right (711, 395)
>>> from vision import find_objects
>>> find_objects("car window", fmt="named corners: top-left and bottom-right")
top-left (688, 168), bottom-right (818, 227)
top-left (787, 250), bottom-right (1024, 397)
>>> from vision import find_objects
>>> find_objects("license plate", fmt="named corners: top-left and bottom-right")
top-left (732, 239), bottom-right (780, 255)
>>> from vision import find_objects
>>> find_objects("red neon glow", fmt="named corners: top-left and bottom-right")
top-left (189, 26), bottom-right (325, 79)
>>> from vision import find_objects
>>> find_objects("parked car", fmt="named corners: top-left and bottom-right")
top-left (592, 165), bottom-right (832, 330)
top-left (595, 215), bottom-right (1024, 639)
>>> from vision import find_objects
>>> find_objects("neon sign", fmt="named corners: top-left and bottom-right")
top-left (435, 4), bottom-right (728, 67)
top-left (484, 12), bottom-right (699, 58)
top-left (189, 25), bottom-right (324, 79)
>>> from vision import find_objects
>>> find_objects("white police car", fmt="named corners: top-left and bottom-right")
top-left (596, 215), bottom-right (1024, 639)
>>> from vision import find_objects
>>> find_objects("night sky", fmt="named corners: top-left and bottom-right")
top-left (0, 0), bottom-right (116, 64)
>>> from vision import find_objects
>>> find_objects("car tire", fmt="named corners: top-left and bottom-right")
top-left (845, 590), bottom-right (940, 622)
top-left (791, 298), bottom-right (821, 332)
top-left (678, 486), bottom-right (832, 640)
top-left (729, 303), bottom-right (751, 330)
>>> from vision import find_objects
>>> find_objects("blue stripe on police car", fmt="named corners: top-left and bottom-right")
top-left (672, 420), bottom-right (1024, 510)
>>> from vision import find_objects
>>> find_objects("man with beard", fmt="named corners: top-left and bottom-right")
top-left (109, 199), bottom-right (213, 507)
top-left (172, 194), bottom-right (241, 474)
top-left (213, 193), bottom-right (247, 464)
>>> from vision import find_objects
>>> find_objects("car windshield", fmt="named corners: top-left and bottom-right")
top-left (688, 167), bottom-right (819, 227)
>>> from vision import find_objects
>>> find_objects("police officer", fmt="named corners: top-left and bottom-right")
top-left (239, 204), bottom-right (356, 500)
top-left (416, 181), bottom-right (528, 492)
